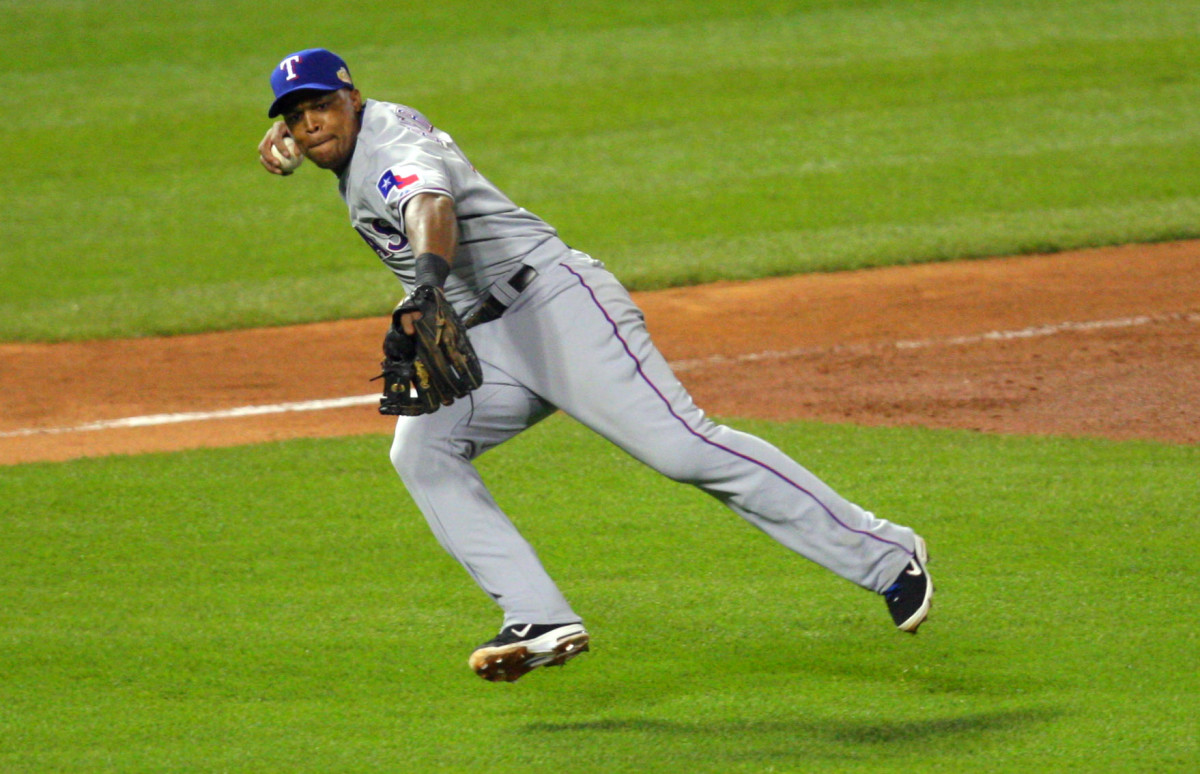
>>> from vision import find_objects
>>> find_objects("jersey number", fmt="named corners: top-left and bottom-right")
top-left (355, 219), bottom-right (409, 258)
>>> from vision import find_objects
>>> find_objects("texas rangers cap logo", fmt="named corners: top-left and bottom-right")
top-left (267, 48), bottom-right (354, 117)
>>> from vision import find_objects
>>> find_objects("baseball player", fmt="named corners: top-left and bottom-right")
top-left (258, 49), bottom-right (933, 683)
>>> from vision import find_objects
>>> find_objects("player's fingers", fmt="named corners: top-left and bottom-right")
top-left (259, 124), bottom-right (280, 153)
top-left (401, 311), bottom-right (422, 336)
top-left (258, 131), bottom-right (282, 172)
top-left (259, 152), bottom-right (288, 175)
top-left (259, 124), bottom-right (296, 175)
top-left (269, 122), bottom-right (296, 156)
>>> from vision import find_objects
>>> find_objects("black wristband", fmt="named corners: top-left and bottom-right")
top-left (414, 252), bottom-right (451, 288)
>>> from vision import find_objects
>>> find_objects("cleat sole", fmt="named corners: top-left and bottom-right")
top-left (469, 631), bottom-right (590, 682)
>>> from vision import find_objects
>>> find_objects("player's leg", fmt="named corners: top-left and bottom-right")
top-left (388, 375), bottom-right (581, 628)
top-left (504, 254), bottom-right (926, 601)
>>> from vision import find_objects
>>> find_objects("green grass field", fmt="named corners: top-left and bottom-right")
top-left (2, 418), bottom-right (1197, 771)
top-left (2, 0), bottom-right (1200, 340)
top-left (3, 1), bottom-right (1199, 771)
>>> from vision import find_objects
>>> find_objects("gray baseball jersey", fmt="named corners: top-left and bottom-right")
top-left (339, 99), bottom-right (562, 311)
top-left (337, 99), bottom-right (922, 629)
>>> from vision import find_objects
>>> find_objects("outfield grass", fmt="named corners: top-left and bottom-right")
top-left (3, 0), bottom-right (1200, 340)
top-left (2, 417), bottom-right (1196, 771)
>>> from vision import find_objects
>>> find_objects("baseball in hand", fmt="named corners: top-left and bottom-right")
top-left (271, 137), bottom-right (304, 174)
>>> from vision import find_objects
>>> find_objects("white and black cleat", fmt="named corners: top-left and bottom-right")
top-left (883, 536), bottom-right (933, 633)
top-left (468, 622), bottom-right (590, 682)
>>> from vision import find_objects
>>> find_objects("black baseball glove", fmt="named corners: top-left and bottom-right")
top-left (376, 285), bottom-right (483, 416)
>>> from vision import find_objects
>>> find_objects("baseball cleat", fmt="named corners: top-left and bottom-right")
top-left (468, 622), bottom-right (590, 682)
top-left (883, 536), bottom-right (933, 633)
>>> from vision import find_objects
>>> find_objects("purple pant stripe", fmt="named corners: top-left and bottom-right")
top-left (561, 263), bottom-right (911, 555)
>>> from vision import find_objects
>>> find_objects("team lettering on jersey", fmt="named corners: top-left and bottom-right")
top-left (355, 218), bottom-right (409, 258)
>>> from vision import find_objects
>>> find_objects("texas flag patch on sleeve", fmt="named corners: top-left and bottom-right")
top-left (376, 166), bottom-right (423, 203)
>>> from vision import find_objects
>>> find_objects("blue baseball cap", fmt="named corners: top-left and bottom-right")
top-left (268, 48), bottom-right (354, 117)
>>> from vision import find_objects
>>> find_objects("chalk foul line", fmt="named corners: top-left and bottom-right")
top-left (0, 394), bottom-right (379, 438)
top-left (3, 311), bottom-right (1196, 439)
top-left (669, 310), bottom-right (1199, 371)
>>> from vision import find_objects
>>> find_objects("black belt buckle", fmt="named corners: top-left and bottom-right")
top-left (507, 264), bottom-right (538, 293)
top-left (463, 264), bottom-right (539, 329)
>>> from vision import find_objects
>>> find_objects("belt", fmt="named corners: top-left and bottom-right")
top-left (462, 264), bottom-right (539, 329)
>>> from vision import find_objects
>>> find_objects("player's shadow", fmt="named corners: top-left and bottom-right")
top-left (526, 705), bottom-right (1062, 746)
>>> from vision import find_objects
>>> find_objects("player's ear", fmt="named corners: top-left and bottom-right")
top-left (348, 88), bottom-right (364, 112)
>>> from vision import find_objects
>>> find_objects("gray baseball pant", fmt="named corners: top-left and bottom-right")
top-left (390, 251), bottom-right (919, 627)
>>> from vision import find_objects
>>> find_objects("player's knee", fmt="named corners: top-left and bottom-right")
top-left (389, 422), bottom-right (435, 483)
top-left (641, 448), bottom-right (706, 484)
top-left (637, 430), bottom-right (740, 485)
top-left (389, 419), bottom-right (470, 484)
top-left (389, 438), bottom-right (415, 481)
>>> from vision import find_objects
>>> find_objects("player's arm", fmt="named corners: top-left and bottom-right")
top-left (397, 192), bottom-right (459, 334)
top-left (404, 192), bottom-right (458, 266)
top-left (257, 121), bottom-right (301, 175)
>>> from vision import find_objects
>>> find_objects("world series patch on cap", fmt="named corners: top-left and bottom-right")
top-left (268, 48), bottom-right (354, 117)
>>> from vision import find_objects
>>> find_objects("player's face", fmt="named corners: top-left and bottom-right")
top-left (282, 88), bottom-right (363, 171)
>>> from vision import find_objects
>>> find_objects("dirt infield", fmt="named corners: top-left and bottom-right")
top-left (2, 241), bottom-right (1197, 465)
